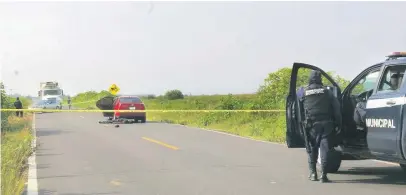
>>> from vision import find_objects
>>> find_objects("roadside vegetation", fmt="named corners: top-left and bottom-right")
top-left (69, 67), bottom-right (352, 142)
top-left (1, 83), bottom-right (34, 195)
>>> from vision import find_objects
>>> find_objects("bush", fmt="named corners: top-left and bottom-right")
top-left (147, 94), bottom-right (156, 99)
top-left (164, 89), bottom-right (184, 100)
top-left (1, 82), bottom-right (12, 131)
top-left (67, 90), bottom-right (111, 109)
top-left (216, 94), bottom-right (244, 110)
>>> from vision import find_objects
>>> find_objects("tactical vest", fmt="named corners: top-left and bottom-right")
top-left (302, 85), bottom-right (333, 121)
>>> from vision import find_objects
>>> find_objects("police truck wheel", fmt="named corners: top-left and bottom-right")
top-left (400, 164), bottom-right (406, 172)
top-left (317, 148), bottom-right (342, 173)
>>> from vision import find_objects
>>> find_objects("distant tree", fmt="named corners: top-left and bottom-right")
top-left (257, 67), bottom-right (351, 109)
top-left (147, 94), bottom-right (156, 99)
top-left (164, 89), bottom-right (184, 100)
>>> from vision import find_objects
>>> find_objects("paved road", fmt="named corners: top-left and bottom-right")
top-left (32, 112), bottom-right (406, 195)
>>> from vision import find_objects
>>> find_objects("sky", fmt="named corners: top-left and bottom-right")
top-left (1, 1), bottom-right (406, 97)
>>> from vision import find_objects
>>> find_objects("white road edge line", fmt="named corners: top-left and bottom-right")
top-left (170, 123), bottom-right (401, 166)
top-left (27, 113), bottom-right (38, 195)
top-left (171, 123), bottom-right (286, 146)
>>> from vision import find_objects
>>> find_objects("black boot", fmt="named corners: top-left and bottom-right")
top-left (308, 164), bottom-right (318, 181)
top-left (309, 172), bottom-right (318, 181)
top-left (319, 172), bottom-right (331, 183)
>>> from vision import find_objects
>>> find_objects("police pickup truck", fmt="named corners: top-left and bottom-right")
top-left (286, 52), bottom-right (406, 173)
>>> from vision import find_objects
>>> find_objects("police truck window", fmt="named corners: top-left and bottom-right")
top-left (377, 65), bottom-right (406, 92)
top-left (350, 70), bottom-right (380, 96)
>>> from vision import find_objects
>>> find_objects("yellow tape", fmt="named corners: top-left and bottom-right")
top-left (34, 99), bottom-right (96, 105)
top-left (60, 99), bottom-right (97, 105)
top-left (70, 100), bottom-right (97, 105)
top-left (0, 109), bottom-right (285, 113)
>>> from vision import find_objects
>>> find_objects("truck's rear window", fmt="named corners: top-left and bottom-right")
top-left (119, 97), bottom-right (142, 103)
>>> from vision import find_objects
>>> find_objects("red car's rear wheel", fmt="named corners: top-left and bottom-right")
top-left (140, 116), bottom-right (146, 123)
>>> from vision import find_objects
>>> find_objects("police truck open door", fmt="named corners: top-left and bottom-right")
top-left (286, 62), bottom-right (386, 149)
top-left (286, 62), bottom-right (384, 150)
top-left (286, 63), bottom-right (342, 148)
top-left (286, 62), bottom-right (384, 173)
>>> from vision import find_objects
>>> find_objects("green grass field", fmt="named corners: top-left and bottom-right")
top-left (1, 115), bottom-right (34, 195)
top-left (148, 111), bottom-right (286, 142)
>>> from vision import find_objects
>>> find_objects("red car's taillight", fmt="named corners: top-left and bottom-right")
top-left (136, 103), bottom-right (145, 110)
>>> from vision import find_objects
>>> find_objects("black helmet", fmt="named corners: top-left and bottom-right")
top-left (308, 70), bottom-right (323, 85)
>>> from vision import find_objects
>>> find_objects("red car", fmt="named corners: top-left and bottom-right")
top-left (112, 96), bottom-right (146, 123)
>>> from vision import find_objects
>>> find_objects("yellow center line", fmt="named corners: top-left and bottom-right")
top-left (110, 180), bottom-right (121, 186)
top-left (142, 137), bottom-right (179, 150)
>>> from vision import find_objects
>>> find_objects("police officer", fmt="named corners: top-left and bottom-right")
top-left (67, 96), bottom-right (72, 110)
top-left (389, 73), bottom-right (401, 90)
top-left (13, 97), bottom-right (23, 117)
top-left (301, 70), bottom-right (341, 183)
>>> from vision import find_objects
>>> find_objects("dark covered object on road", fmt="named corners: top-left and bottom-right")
top-left (96, 96), bottom-right (116, 117)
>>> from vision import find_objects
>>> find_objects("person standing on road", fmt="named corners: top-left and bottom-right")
top-left (13, 97), bottom-right (23, 117)
top-left (67, 96), bottom-right (72, 110)
top-left (301, 70), bottom-right (341, 183)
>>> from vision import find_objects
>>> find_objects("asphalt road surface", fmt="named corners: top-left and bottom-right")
top-left (31, 112), bottom-right (406, 195)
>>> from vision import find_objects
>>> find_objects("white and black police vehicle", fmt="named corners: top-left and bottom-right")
top-left (286, 52), bottom-right (406, 174)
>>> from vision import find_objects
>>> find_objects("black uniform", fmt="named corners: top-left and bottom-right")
top-left (67, 98), bottom-right (71, 109)
top-left (302, 70), bottom-right (341, 183)
top-left (14, 97), bottom-right (23, 117)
